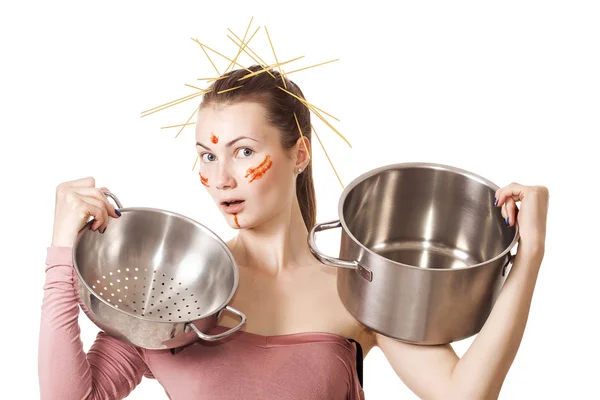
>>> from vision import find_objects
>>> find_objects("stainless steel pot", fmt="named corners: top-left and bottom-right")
top-left (308, 162), bottom-right (519, 345)
top-left (72, 191), bottom-right (246, 349)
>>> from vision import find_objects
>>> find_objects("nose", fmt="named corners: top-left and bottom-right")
top-left (216, 162), bottom-right (237, 190)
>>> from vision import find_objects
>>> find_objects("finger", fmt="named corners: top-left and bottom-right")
top-left (74, 198), bottom-right (107, 231)
top-left (73, 187), bottom-right (121, 218)
top-left (504, 197), bottom-right (518, 227)
top-left (62, 176), bottom-right (96, 189)
top-left (78, 195), bottom-right (110, 231)
top-left (495, 182), bottom-right (527, 207)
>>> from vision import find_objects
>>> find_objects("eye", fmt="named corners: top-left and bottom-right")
top-left (201, 153), bottom-right (216, 162)
top-left (237, 147), bottom-right (254, 158)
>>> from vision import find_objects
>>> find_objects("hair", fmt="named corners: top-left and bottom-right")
top-left (200, 65), bottom-right (316, 231)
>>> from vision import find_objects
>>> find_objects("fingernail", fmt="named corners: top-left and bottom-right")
top-left (115, 209), bottom-right (121, 217)
top-left (504, 218), bottom-right (509, 226)
top-left (101, 227), bottom-right (106, 234)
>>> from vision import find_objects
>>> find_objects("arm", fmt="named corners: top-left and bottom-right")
top-left (39, 246), bottom-right (150, 400)
top-left (375, 247), bottom-right (544, 399)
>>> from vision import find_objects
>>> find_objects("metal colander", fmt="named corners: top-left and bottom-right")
top-left (72, 191), bottom-right (246, 349)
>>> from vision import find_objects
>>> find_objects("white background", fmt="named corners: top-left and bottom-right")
top-left (1, 1), bottom-right (599, 398)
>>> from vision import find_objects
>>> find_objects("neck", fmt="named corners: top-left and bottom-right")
top-left (230, 196), bottom-right (314, 276)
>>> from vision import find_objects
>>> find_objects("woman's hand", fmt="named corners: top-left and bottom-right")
top-left (51, 176), bottom-right (121, 247)
top-left (494, 182), bottom-right (549, 256)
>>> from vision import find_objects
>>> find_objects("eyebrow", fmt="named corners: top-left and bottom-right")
top-left (196, 136), bottom-right (258, 150)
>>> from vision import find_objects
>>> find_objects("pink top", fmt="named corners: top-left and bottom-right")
top-left (39, 246), bottom-right (365, 400)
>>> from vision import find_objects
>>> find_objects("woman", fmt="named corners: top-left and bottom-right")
top-left (39, 65), bottom-right (549, 399)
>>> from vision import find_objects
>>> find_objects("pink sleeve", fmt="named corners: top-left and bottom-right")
top-left (38, 246), bottom-right (151, 400)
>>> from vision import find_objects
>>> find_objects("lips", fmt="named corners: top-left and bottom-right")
top-left (220, 199), bottom-right (245, 214)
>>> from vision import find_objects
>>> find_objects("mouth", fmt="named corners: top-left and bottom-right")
top-left (220, 199), bottom-right (245, 214)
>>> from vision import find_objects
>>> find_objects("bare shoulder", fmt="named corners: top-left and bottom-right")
top-left (310, 259), bottom-right (377, 356)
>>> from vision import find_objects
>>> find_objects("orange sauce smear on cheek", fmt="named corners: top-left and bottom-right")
top-left (200, 173), bottom-right (209, 187)
top-left (233, 213), bottom-right (240, 228)
top-left (245, 155), bottom-right (273, 183)
top-left (210, 133), bottom-right (219, 144)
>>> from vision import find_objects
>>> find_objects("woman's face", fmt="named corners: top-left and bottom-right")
top-left (195, 101), bottom-right (299, 229)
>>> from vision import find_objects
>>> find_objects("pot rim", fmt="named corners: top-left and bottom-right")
top-left (337, 161), bottom-right (520, 272)
top-left (72, 206), bottom-right (239, 323)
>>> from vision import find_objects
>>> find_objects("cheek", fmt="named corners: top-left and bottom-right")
top-left (199, 172), bottom-right (210, 187)
top-left (244, 155), bottom-right (273, 183)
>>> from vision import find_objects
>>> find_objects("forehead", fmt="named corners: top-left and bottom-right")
top-left (196, 102), bottom-right (271, 140)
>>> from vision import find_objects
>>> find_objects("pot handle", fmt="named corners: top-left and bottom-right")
top-left (308, 220), bottom-right (373, 282)
top-left (101, 190), bottom-right (124, 209)
top-left (501, 250), bottom-right (516, 277)
top-left (188, 306), bottom-right (247, 341)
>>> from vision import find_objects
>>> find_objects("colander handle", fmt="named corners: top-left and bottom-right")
top-left (101, 190), bottom-right (123, 209)
top-left (188, 306), bottom-right (247, 341)
top-left (308, 220), bottom-right (373, 282)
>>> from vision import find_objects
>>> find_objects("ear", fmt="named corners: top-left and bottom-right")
top-left (294, 136), bottom-right (311, 170)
